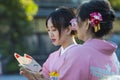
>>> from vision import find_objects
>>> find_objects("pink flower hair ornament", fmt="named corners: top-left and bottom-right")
top-left (90, 12), bottom-right (103, 32)
top-left (70, 18), bottom-right (77, 30)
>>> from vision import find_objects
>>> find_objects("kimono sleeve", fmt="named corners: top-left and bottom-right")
top-left (42, 55), bottom-right (51, 78)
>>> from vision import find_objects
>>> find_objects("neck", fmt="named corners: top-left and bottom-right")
top-left (84, 34), bottom-right (103, 41)
top-left (84, 34), bottom-right (93, 41)
top-left (62, 37), bottom-right (75, 49)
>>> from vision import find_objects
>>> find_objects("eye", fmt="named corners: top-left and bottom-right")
top-left (52, 29), bottom-right (57, 31)
top-left (51, 27), bottom-right (57, 31)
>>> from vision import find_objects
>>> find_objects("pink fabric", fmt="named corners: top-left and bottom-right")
top-left (42, 39), bottom-right (120, 80)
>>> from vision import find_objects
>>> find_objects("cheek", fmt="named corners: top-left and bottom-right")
top-left (54, 32), bottom-right (60, 43)
top-left (53, 30), bottom-right (59, 37)
top-left (58, 32), bottom-right (66, 44)
top-left (55, 33), bottom-right (59, 39)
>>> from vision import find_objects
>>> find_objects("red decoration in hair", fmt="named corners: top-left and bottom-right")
top-left (90, 12), bottom-right (103, 32)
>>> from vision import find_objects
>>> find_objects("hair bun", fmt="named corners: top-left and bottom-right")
top-left (107, 9), bottom-right (115, 21)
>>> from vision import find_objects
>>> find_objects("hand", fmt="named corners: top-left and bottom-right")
top-left (20, 67), bottom-right (35, 80)
top-left (20, 66), bottom-right (48, 80)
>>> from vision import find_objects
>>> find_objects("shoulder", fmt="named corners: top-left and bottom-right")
top-left (43, 49), bottom-right (60, 66)
top-left (65, 44), bottom-right (91, 70)
top-left (69, 44), bottom-right (91, 55)
top-left (67, 44), bottom-right (95, 65)
top-left (48, 48), bottom-right (60, 58)
top-left (67, 44), bottom-right (91, 59)
top-left (67, 44), bottom-right (81, 53)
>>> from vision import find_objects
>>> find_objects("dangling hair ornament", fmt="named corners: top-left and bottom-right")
top-left (70, 18), bottom-right (77, 30)
top-left (90, 12), bottom-right (103, 32)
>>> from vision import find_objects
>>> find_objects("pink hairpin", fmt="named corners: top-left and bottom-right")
top-left (90, 12), bottom-right (103, 32)
top-left (70, 18), bottom-right (77, 30)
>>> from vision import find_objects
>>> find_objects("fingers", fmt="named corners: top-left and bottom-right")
top-left (20, 68), bottom-right (35, 80)
top-left (20, 68), bottom-right (27, 75)
top-left (19, 66), bottom-right (46, 80)
top-left (32, 72), bottom-right (45, 80)
top-left (18, 64), bottom-right (22, 67)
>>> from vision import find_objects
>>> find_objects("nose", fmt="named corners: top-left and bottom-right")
top-left (49, 31), bottom-right (54, 38)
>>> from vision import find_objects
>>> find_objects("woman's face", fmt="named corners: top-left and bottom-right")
top-left (47, 18), bottom-right (69, 46)
top-left (76, 17), bottom-right (87, 41)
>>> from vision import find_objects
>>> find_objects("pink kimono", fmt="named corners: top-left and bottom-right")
top-left (42, 39), bottom-right (120, 80)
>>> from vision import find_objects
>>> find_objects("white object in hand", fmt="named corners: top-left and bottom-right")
top-left (14, 53), bottom-right (42, 73)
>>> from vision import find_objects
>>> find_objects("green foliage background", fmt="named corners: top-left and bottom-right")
top-left (0, 0), bottom-right (38, 73)
top-left (109, 0), bottom-right (120, 11)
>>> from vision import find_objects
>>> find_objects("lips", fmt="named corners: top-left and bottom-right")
top-left (52, 39), bottom-right (56, 42)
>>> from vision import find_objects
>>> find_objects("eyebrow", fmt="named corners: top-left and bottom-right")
top-left (51, 26), bottom-right (56, 29)
top-left (47, 26), bottom-right (56, 29)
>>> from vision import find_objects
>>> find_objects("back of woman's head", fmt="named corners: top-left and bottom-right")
top-left (77, 0), bottom-right (115, 38)
top-left (46, 6), bottom-right (76, 36)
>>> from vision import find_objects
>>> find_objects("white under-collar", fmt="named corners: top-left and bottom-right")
top-left (60, 44), bottom-right (76, 55)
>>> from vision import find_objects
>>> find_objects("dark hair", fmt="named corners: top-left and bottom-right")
top-left (46, 6), bottom-right (76, 37)
top-left (77, 0), bottom-right (115, 38)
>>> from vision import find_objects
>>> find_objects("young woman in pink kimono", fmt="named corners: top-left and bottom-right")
top-left (20, 7), bottom-right (81, 80)
top-left (75, 0), bottom-right (120, 80)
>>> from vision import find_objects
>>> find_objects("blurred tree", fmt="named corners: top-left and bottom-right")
top-left (109, 0), bottom-right (120, 11)
top-left (0, 0), bottom-right (38, 73)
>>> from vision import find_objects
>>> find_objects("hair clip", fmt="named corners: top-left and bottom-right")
top-left (90, 12), bottom-right (103, 32)
top-left (70, 18), bottom-right (77, 30)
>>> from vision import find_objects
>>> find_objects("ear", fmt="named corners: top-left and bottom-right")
top-left (84, 19), bottom-right (90, 31)
top-left (65, 26), bottom-right (72, 35)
